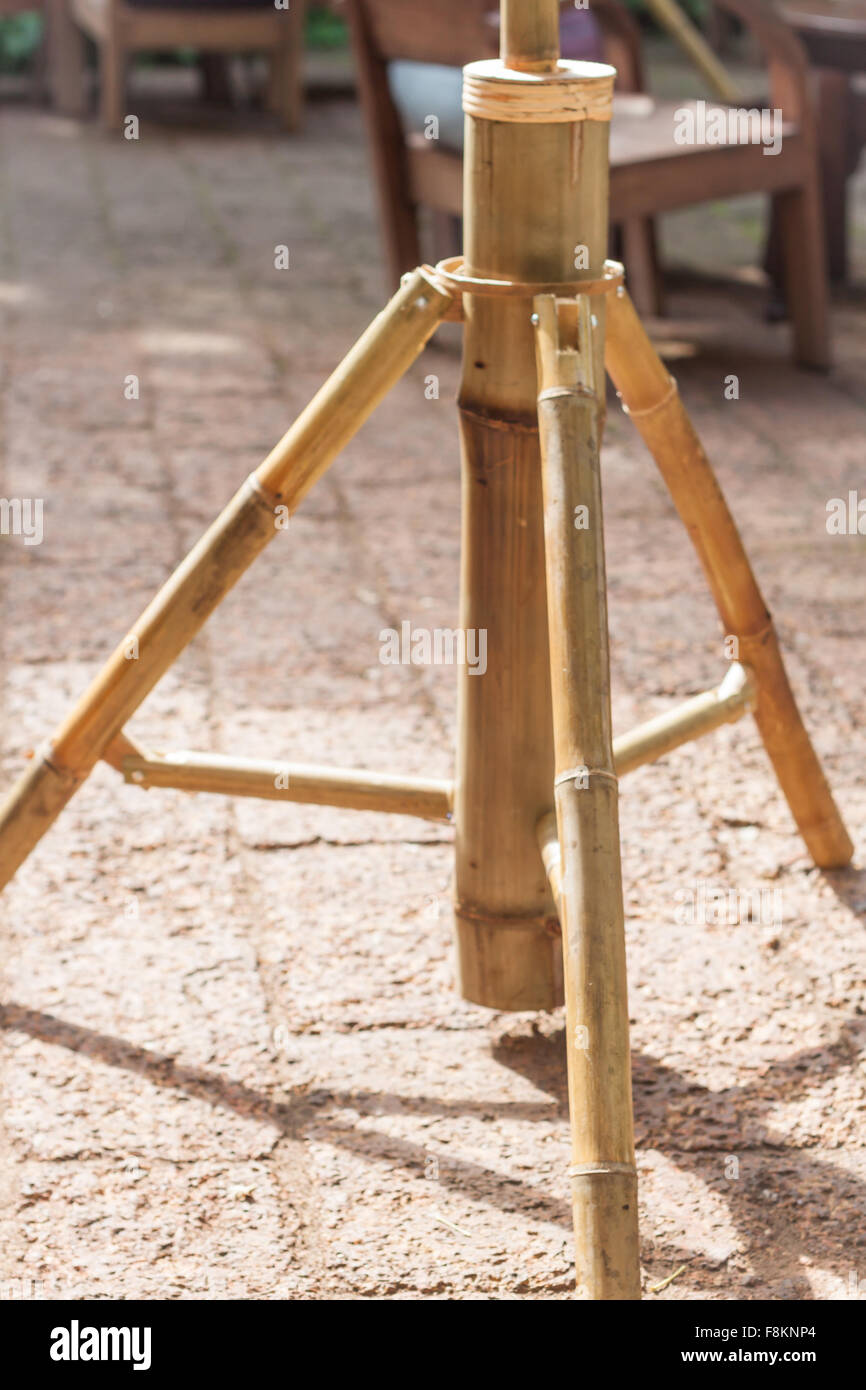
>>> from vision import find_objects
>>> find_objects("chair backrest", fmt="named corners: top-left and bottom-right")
top-left (348, 0), bottom-right (499, 69)
top-left (347, 0), bottom-right (644, 91)
top-left (712, 0), bottom-right (809, 120)
top-left (346, 0), bottom-right (647, 287)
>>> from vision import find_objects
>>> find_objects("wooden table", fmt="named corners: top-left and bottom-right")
top-left (777, 0), bottom-right (866, 280)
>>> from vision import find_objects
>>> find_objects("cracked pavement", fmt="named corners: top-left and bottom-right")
top-left (0, 74), bottom-right (864, 1300)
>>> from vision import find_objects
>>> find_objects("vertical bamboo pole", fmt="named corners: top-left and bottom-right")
top-left (605, 289), bottom-right (852, 869)
top-left (453, 26), bottom-right (617, 1009)
top-left (500, 0), bottom-right (560, 72)
top-left (0, 270), bottom-right (452, 890)
top-left (534, 294), bottom-right (640, 1300)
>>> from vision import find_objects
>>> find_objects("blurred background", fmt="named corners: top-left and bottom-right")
top-left (0, 1), bottom-right (864, 1302)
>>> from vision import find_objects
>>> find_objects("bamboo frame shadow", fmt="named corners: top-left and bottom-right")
top-left (493, 1015), bottom-right (866, 1298)
top-left (2, 999), bottom-right (864, 1297)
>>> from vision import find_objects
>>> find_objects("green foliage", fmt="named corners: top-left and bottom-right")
top-left (0, 13), bottom-right (43, 73)
top-left (0, 7), bottom-right (350, 72)
top-left (305, 5), bottom-right (348, 51)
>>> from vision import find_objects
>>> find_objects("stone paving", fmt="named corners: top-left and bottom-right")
top-left (0, 74), bottom-right (864, 1300)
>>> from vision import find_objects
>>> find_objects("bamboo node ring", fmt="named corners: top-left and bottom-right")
top-left (568, 1161), bottom-right (637, 1178)
top-left (31, 740), bottom-right (81, 787)
top-left (429, 257), bottom-right (625, 301)
top-left (620, 377), bottom-right (678, 420)
top-left (555, 767), bottom-right (618, 789)
top-left (538, 385), bottom-right (598, 404)
top-left (463, 59), bottom-right (615, 124)
top-left (248, 470), bottom-right (286, 510)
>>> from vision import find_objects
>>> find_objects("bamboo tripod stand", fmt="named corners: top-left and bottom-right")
top-left (0, 0), bottom-right (854, 1299)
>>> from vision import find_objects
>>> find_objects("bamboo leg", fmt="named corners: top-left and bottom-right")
top-left (0, 269), bottom-right (452, 891)
top-left (605, 287), bottom-right (852, 869)
top-left (500, 0), bottom-right (559, 72)
top-left (534, 294), bottom-right (640, 1300)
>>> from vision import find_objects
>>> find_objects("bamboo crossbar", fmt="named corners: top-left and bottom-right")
top-left (103, 662), bottom-right (756, 827)
top-left (116, 750), bottom-right (453, 822)
top-left (613, 661), bottom-right (755, 775)
top-left (537, 809), bottom-right (562, 918)
top-left (102, 664), bottom-right (753, 831)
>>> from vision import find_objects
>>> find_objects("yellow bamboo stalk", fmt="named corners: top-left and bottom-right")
top-left (500, 0), bottom-right (560, 72)
top-left (118, 749), bottom-right (453, 822)
top-left (534, 292), bottom-right (640, 1300)
top-left (107, 663), bottom-right (754, 828)
top-left (605, 287), bottom-right (852, 869)
top-left (453, 44), bottom-right (616, 1012)
top-left (0, 269), bottom-right (452, 890)
top-left (643, 0), bottom-right (741, 104)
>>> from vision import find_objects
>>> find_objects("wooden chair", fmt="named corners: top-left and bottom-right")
top-left (0, 0), bottom-right (80, 109)
top-left (347, 0), bottom-right (830, 368)
top-left (0, 0), bottom-right (47, 99)
top-left (62, 0), bottom-right (306, 131)
top-left (345, 0), bottom-right (660, 310)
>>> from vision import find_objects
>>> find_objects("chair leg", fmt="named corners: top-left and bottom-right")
top-left (200, 53), bottom-right (234, 108)
top-left (100, 36), bottom-right (127, 132)
top-left (815, 69), bottom-right (851, 283)
top-left (429, 210), bottom-right (461, 267)
top-left (268, 34), bottom-right (303, 132)
top-left (775, 173), bottom-right (832, 371)
top-left (764, 196), bottom-right (787, 323)
top-left (620, 217), bottom-right (664, 318)
top-left (44, 0), bottom-right (88, 116)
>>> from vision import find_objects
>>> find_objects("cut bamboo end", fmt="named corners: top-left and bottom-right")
top-left (454, 907), bottom-right (563, 1013)
top-left (463, 61), bottom-right (616, 124)
top-left (115, 749), bottom-right (453, 823)
top-left (500, 0), bottom-right (560, 74)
